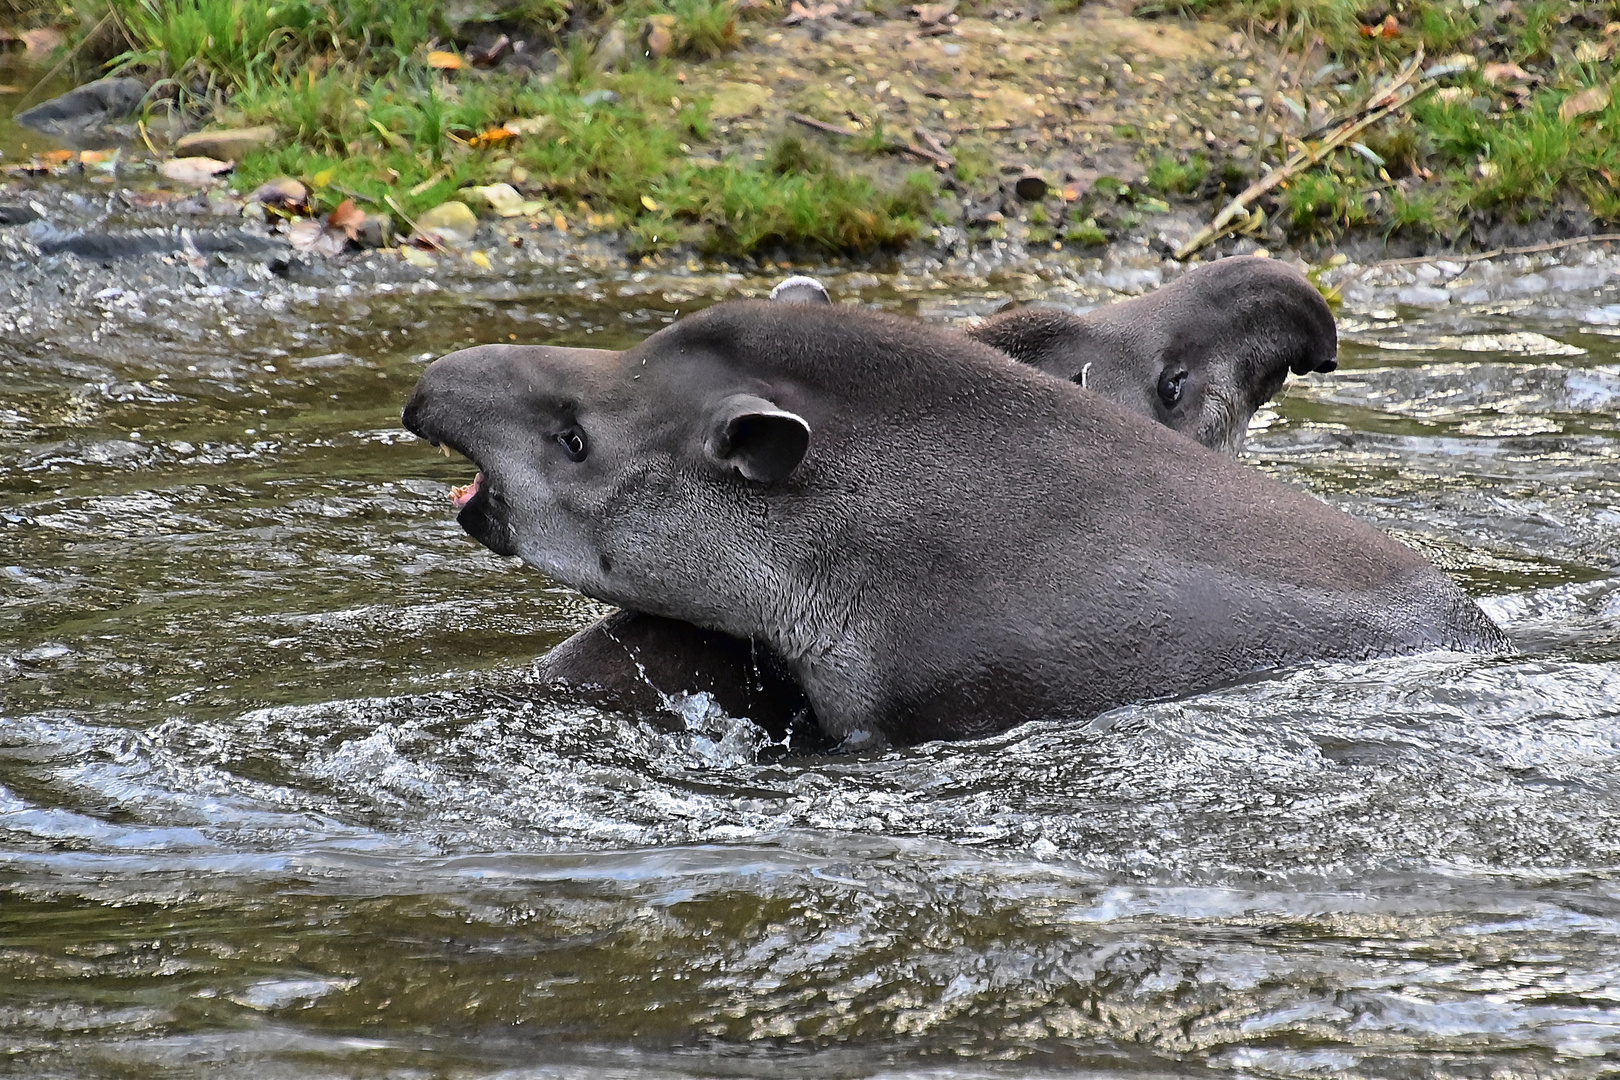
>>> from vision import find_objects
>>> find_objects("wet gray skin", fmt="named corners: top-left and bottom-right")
top-left (403, 301), bottom-right (1507, 745)
top-left (6, 262), bottom-right (1620, 1076)
top-left (535, 261), bottom-right (1339, 736)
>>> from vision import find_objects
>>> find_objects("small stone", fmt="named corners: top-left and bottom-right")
top-left (580, 89), bottom-right (621, 107)
top-left (413, 200), bottom-right (478, 245)
top-left (468, 183), bottom-right (526, 217)
top-left (160, 156), bottom-right (234, 184)
top-left (1510, 274), bottom-right (1549, 296)
top-left (358, 213), bottom-right (393, 248)
top-left (174, 125), bottom-right (278, 161)
top-left (593, 25), bottom-right (626, 71)
top-left (14, 76), bottom-right (146, 136)
top-left (252, 176), bottom-right (307, 210)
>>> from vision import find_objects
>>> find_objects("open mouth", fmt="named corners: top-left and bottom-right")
top-left (450, 469), bottom-right (483, 510)
top-left (402, 396), bottom-right (517, 556)
top-left (417, 439), bottom-right (516, 556)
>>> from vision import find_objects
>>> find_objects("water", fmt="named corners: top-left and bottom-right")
top-left (3, 259), bottom-right (1620, 1078)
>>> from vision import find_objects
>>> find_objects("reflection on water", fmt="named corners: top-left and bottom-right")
top-left (2, 266), bottom-right (1619, 1078)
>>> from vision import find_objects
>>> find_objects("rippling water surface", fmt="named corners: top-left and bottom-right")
top-left (3, 266), bottom-right (1619, 1078)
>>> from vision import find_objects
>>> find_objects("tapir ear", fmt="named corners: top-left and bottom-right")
top-left (706, 394), bottom-right (810, 484)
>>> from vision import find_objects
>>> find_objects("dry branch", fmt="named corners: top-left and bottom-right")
top-left (788, 111), bottom-right (955, 169)
top-left (1176, 50), bottom-right (1432, 261)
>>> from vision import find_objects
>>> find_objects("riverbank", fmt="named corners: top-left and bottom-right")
top-left (2, 0), bottom-right (1618, 269)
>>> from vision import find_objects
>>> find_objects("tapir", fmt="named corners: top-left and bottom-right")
top-left (403, 300), bottom-right (1508, 745)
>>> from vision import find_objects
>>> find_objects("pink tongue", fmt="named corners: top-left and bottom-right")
top-left (450, 472), bottom-right (483, 510)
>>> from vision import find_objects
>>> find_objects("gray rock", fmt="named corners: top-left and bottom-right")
top-left (14, 77), bottom-right (147, 136)
top-left (1510, 273), bottom-right (1550, 296)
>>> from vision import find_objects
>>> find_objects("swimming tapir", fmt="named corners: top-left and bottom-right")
top-left (403, 300), bottom-right (1507, 745)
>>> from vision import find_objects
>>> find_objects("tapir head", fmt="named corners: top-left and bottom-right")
top-left (970, 256), bottom-right (1337, 454)
top-left (401, 303), bottom-right (834, 636)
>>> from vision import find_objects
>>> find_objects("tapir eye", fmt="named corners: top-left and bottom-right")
top-left (1158, 368), bottom-right (1189, 409)
top-left (556, 425), bottom-right (588, 462)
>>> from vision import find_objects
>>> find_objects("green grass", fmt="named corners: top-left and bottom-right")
top-left (1146, 152), bottom-right (1208, 197)
top-left (84, 0), bottom-right (927, 255)
top-left (222, 62), bottom-right (932, 254)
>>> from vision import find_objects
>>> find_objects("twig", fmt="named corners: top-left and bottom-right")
top-left (137, 119), bottom-right (160, 159)
top-left (1346, 233), bottom-right (1620, 280)
top-left (913, 127), bottom-right (956, 168)
top-left (788, 111), bottom-right (955, 169)
top-left (1176, 50), bottom-right (1430, 261)
top-left (383, 193), bottom-right (449, 253)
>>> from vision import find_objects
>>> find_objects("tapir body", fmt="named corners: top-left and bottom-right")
top-left (404, 300), bottom-right (1507, 745)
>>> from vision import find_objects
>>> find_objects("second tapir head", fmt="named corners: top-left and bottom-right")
top-left (968, 256), bottom-right (1338, 453)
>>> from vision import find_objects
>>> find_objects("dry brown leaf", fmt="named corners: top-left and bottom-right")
top-left (327, 198), bottom-right (366, 239)
top-left (1560, 84), bottom-right (1610, 123)
top-left (427, 50), bottom-right (463, 70)
top-left (1482, 62), bottom-right (1532, 85)
top-left (39, 149), bottom-right (73, 164)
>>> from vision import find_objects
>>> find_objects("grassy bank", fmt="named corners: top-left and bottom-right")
top-left (10, 0), bottom-right (1620, 257)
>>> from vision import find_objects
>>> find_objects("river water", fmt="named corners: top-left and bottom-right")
top-left (3, 250), bottom-right (1620, 1078)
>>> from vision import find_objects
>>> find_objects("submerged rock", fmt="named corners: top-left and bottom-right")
top-left (14, 77), bottom-right (147, 136)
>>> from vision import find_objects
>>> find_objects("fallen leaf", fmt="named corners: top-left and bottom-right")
top-left (39, 149), bottom-right (73, 164)
top-left (400, 245), bottom-right (437, 268)
top-left (327, 198), bottom-right (366, 238)
top-left (427, 50), bottom-right (463, 70)
top-left (161, 156), bottom-right (234, 184)
top-left (553, 213), bottom-right (569, 232)
top-left (468, 125), bottom-right (516, 149)
top-left (1482, 62), bottom-right (1532, 85)
top-left (0, 85), bottom-right (19, 94)
top-left (1560, 84), bottom-right (1610, 122)
top-left (1359, 14), bottom-right (1398, 38)
top-left (311, 168), bottom-right (335, 188)
top-left (468, 250), bottom-right (493, 269)
top-left (640, 194), bottom-right (661, 212)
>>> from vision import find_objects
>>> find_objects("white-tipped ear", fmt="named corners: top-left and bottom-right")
top-left (707, 394), bottom-right (810, 484)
